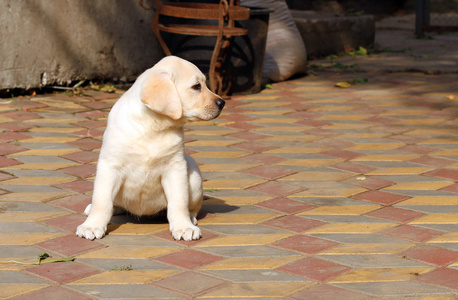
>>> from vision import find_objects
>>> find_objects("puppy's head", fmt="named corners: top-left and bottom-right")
top-left (141, 56), bottom-right (225, 122)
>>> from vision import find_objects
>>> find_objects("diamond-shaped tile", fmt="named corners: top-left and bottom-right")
top-left (272, 235), bottom-right (339, 254)
top-left (290, 283), bottom-right (368, 300)
top-left (352, 190), bottom-right (409, 205)
top-left (380, 224), bottom-right (445, 243)
top-left (58, 164), bottom-right (96, 179)
top-left (49, 194), bottom-right (92, 213)
top-left (256, 197), bottom-right (314, 214)
top-left (243, 165), bottom-right (295, 180)
top-left (54, 180), bottom-right (93, 193)
top-left (398, 245), bottom-right (458, 266)
top-left (60, 151), bottom-right (99, 163)
top-left (248, 181), bottom-right (304, 197)
top-left (153, 271), bottom-right (227, 297)
top-left (424, 168), bottom-right (458, 181)
top-left (365, 207), bottom-right (425, 223)
top-left (417, 267), bottom-right (458, 290)
top-left (43, 214), bottom-right (88, 234)
top-left (278, 257), bottom-right (351, 282)
top-left (155, 249), bottom-right (223, 269)
top-left (25, 261), bottom-right (101, 284)
top-left (36, 234), bottom-right (106, 257)
top-left (13, 286), bottom-right (94, 300)
top-left (67, 138), bottom-right (102, 151)
top-left (263, 215), bottom-right (326, 233)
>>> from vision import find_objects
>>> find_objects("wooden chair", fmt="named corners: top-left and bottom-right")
top-left (152, 0), bottom-right (250, 96)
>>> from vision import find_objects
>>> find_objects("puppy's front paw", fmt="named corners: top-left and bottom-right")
top-left (76, 222), bottom-right (106, 240)
top-left (171, 224), bottom-right (201, 241)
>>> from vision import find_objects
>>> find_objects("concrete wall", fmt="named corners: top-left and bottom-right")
top-left (0, 0), bottom-right (163, 90)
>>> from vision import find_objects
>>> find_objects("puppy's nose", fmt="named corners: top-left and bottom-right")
top-left (216, 98), bottom-right (225, 110)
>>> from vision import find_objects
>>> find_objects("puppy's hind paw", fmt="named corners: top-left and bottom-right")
top-left (171, 225), bottom-right (201, 241)
top-left (76, 223), bottom-right (106, 240)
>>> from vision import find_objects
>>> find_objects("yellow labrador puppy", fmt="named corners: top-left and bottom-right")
top-left (76, 56), bottom-right (225, 241)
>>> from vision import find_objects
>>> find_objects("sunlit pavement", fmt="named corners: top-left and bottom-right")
top-left (1, 17), bottom-right (458, 300)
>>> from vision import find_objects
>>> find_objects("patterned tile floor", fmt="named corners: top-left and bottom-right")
top-left (1, 69), bottom-right (458, 299)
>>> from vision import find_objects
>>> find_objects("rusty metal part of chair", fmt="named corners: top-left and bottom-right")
top-left (152, 0), bottom-right (250, 96)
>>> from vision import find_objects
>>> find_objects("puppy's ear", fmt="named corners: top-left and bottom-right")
top-left (141, 71), bottom-right (182, 120)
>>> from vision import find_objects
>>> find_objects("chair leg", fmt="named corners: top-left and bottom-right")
top-left (152, 2), bottom-right (172, 56)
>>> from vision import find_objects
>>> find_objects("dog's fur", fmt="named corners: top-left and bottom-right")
top-left (76, 56), bottom-right (225, 241)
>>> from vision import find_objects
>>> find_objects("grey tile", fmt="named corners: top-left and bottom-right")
top-left (69, 284), bottom-right (182, 299)
top-left (200, 245), bottom-right (301, 258)
top-left (200, 269), bottom-right (310, 283)
top-left (332, 281), bottom-right (451, 297)
top-left (320, 254), bottom-right (431, 268)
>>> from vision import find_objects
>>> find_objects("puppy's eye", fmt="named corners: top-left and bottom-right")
top-left (192, 83), bottom-right (201, 91)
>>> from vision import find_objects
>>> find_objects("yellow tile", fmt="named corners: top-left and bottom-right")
top-left (24, 118), bottom-right (84, 124)
top-left (107, 223), bottom-right (169, 235)
top-left (420, 138), bottom-right (458, 144)
top-left (199, 256), bottom-right (299, 270)
top-left (409, 214), bottom-right (458, 224)
top-left (0, 116), bottom-right (14, 123)
top-left (0, 284), bottom-right (48, 299)
top-left (260, 136), bottom-right (319, 143)
top-left (240, 95), bottom-right (281, 100)
top-left (405, 129), bottom-right (456, 136)
top-left (203, 179), bottom-right (265, 189)
top-left (427, 232), bottom-right (458, 243)
top-left (345, 144), bottom-right (404, 150)
top-left (199, 282), bottom-right (310, 298)
top-left (316, 115), bottom-right (367, 121)
top-left (9, 149), bottom-right (80, 156)
top-left (330, 267), bottom-right (433, 283)
top-left (196, 234), bottom-right (292, 247)
top-left (318, 243), bottom-right (413, 255)
top-left (28, 127), bottom-right (86, 133)
top-left (70, 270), bottom-right (179, 285)
top-left (0, 212), bottom-right (68, 222)
top-left (291, 188), bottom-right (367, 198)
top-left (0, 233), bottom-right (64, 245)
top-left (305, 223), bottom-right (396, 234)
top-left (19, 137), bottom-right (80, 143)
top-left (204, 196), bottom-right (271, 206)
top-left (396, 196), bottom-right (458, 205)
top-left (33, 99), bottom-right (87, 109)
top-left (247, 118), bottom-right (300, 124)
top-left (190, 151), bottom-right (248, 158)
top-left (298, 206), bottom-right (379, 215)
top-left (393, 119), bottom-right (441, 126)
top-left (77, 246), bottom-right (178, 259)
top-left (200, 164), bottom-right (257, 172)
top-left (1, 163), bottom-right (79, 170)
top-left (252, 126), bottom-right (306, 132)
top-left (0, 192), bottom-right (70, 202)
top-left (185, 140), bottom-right (240, 147)
top-left (275, 159), bottom-right (341, 167)
top-left (383, 182), bottom-right (453, 190)
top-left (198, 214), bottom-right (280, 225)
top-left (239, 102), bottom-right (286, 108)
top-left (352, 154), bottom-right (419, 162)
top-left (324, 123), bottom-right (372, 130)
top-left (434, 149), bottom-right (458, 155)
top-left (279, 172), bottom-right (353, 182)
top-left (265, 147), bottom-right (331, 154)
top-left (0, 177), bottom-right (75, 186)
top-left (185, 130), bottom-right (235, 136)
top-left (336, 133), bottom-right (388, 139)
top-left (248, 109), bottom-right (294, 115)
top-left (365, 167), bottom-right (433, 176)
